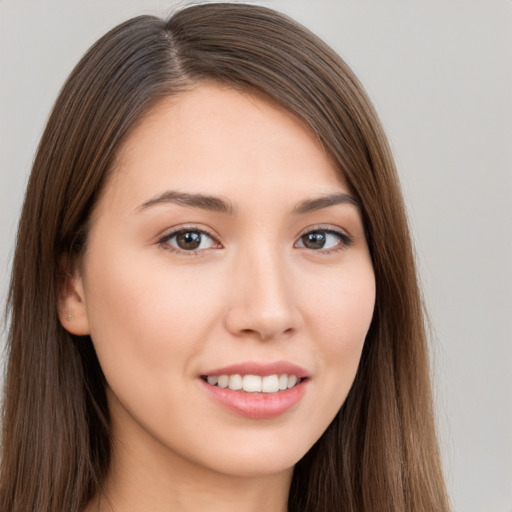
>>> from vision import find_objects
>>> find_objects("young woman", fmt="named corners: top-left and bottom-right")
top-left (0, 3), bottom-right (451, 511)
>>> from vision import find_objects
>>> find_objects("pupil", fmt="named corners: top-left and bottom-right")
top-left (177, 231), bottom-right (201, 250)
top-left (303, 232), bottom-right (326, 249)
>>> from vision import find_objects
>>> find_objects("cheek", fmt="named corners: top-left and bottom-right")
top-left (308, 261), bottom-right (375, 349)
top-left (304, 260), bottom-right (375, 397)
top-left (81, 246), bottom-right (222, 380)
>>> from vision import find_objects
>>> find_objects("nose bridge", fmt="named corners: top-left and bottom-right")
top-left (225, 237), bottom-right (299, 340)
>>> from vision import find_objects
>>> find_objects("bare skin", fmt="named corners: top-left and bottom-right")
top-left (63, 84), bottom-right (375, 512)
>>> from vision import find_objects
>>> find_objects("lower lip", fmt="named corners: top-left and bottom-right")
top-left (200, 379), bottom-right (308, 419)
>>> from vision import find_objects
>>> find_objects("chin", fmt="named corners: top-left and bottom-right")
top-left (183, 427), bottom-right (320, 479)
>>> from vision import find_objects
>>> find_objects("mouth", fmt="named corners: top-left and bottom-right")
top-left (199, 362), bottom-right (309, 419)
top-left (200, 373), bottom-right (304, 393)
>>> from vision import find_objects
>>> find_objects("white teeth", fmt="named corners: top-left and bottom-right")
top-left (217, 375), bottom-right (229, 388)
top-left (262, 375), bottom-right (279, 393)
top-left (287, 375), bottom-right (298, 389)
top-left (205, 373), bottom-right (302, 393)
top-left (243, 375), bottom-right (262, 392)
top-left (228, 374), bottom-right (243, 390)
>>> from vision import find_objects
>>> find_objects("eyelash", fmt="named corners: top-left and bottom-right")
top-left (157, 225), bottom-right (353, 256)
top-left (157, 225), bottom-right (220, 256)
top-left (295, 226), bottom-right (353, 254)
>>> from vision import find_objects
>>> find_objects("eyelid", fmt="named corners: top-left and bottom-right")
top-left (294, 224), bottom-right (354, 252)
top-left (155, 223), bottom-right (353, 255)
top-left (157, 224), bottom-right (223, 254)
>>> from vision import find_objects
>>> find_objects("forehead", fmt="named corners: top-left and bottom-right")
top-left (104, 84), bottom-right (348, 210)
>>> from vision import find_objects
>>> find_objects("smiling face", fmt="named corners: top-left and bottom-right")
top-left (62, 84), bottom-right (375, 482)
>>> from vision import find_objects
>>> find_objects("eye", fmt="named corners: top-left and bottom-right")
top-left (295, 229), bottom-right (352, 251)
top-left (159, 229), bottom-right (219, 253)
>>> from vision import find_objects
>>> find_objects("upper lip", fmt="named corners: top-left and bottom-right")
top-left (202, 361), bottom-right (309, 378)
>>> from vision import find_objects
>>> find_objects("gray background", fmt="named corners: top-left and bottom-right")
top-left (1, 1), bottom-right (511, 511)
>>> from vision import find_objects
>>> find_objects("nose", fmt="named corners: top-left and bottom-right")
top-left (224, 245), bottom-right (302, 341)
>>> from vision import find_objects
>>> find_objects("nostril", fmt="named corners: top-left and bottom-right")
top-left (252, 327), bottom-right (295, 341)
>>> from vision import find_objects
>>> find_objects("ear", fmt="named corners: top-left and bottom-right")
top-left (58, 259), bottom-right (91, 336)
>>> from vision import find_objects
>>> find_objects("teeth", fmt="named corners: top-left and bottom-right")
top-left (243, 375), bottom-right (262, 392)
top-left (287, 375), bottom-right (298, 389)
top-left (217, 375), bottom-right (229, 388)
top-left (205, 373), bottom-right (301, 393)
top-left (262, 375), bottom-right (279, 393)
top-left (228, 374), bottom-right (243, 391)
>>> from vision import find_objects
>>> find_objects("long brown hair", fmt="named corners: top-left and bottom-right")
top-left (1, 3), bottom-right (450, 511)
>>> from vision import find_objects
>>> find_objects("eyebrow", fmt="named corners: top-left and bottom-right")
top-left (292, 193), bottom-right (360, 214)
top-left (136, 190), bottom-right (236, 215)
top-left (136, 190), bottom-right (359, 215)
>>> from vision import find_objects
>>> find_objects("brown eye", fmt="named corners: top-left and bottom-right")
top-left (301, 232), bottom-right (327, 249)
top-left (295, 229), bottom-right (351, 251)
top-left (162, 230), bottom-right (216, 252)
top-left (177, 231), bottom-right (202, 250)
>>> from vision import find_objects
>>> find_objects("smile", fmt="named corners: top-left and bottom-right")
top-left (199, 362), bottom-right (309, 419)
top-left (202, 374), bottom-right (302, 394)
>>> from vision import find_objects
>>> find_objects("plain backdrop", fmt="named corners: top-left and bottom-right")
top-left (0, 1), bottom-right (511, 511)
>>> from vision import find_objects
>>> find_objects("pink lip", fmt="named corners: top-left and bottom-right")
top-left (200, 378), bottom-right (308, 419)
top-left (202, 361), bottom-right (309, 378)
top-left (199, 361), bottom-right (310, 419)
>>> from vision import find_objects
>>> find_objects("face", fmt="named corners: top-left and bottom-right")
top-left (64, 84), bottom-right (375, 479)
